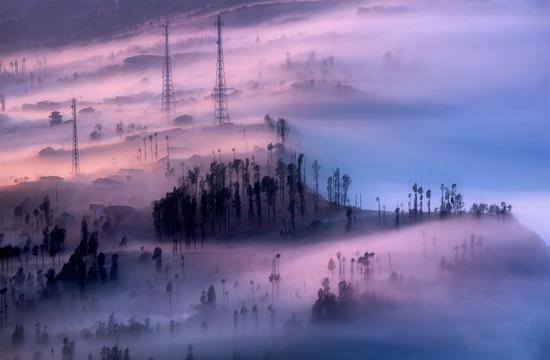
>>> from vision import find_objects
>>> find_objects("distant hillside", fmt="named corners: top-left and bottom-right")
top-left (0, 0), bottom-right (354, 53)
top-left (0, 0), bottom-right (257, 52)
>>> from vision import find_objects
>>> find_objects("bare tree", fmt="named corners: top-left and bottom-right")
top-left (312, 160), bottom-right (320, 215)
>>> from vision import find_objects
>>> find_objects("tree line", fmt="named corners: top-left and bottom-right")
top-left (152, 148), bottom-right (353, 248)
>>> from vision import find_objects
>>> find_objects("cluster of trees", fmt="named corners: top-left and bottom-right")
top-left (405, 183), bottom-right (512, 221)
top-left (326, 169), bottom-right (352, 206)
top-left (11, 326), bottom-right (77, 360)
top-left (11, 340), bottom-right (125, 360)
top-left (0, 216), bottom-right (121, 342)
top-left (34, 322), bottom-right (49, 347)
top-left (81, 314), bottom-right (152, 341)
top-left (395, 183), bottom-right (470, 226)
top-left (0, 243), bottom-right (23, 272)
top-left (62, 337), bottom-right (76, 360)
top-left (13, 196), bottom-right (52, 235)
top-left (436, 183), bottom-right (464, 217)
top-left (0, 57), bottom-right (39, 87)
top-left (328, 251), bottom-right (375, 282)
top-left (198, 285), bottom-right (217, 310)
top-left (444, 233), bottom-right (485, 268)
top-left (152, 149), bottom-right (329, 246)
top-left (391, 183), bottom-right (513, 228)
top-left (311, 277), bottom-right (354, 322)
top-left (407, 183), bottom-right (432, 219)
top-left (2, 215), bottom-right (120, 321)
top-left (470, 202), bottom-right (512, 217)
top-left (232, 303), bottom-right (255, 335)
top-left (138, 133), bottom-right (160, 162)
top-left (0, 224), bottom-right (66, 274)
top-left (116, 121), bottom-right (147, 136)
top-left (90, 123), bottom-right (103, 141)
top-left (282, 50), bottom-right (337, 85)
top-left (56, 218), bottom-right (118, 289)
top-left (264, 115), bottom-right (290, 144)
top-left (97, 346), bottom-right (130, 360)
top-left (1, 207), bottom-right (126, 329)
top-left (42, 225), bottom-right (67, 269)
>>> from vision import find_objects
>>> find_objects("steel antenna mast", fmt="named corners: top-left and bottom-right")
top-left (71, 98), bottom-right (79, 176)
top-left (214, 13), bottom-right (230, 126)
top-left (161, 22), bottom-right (176, 115)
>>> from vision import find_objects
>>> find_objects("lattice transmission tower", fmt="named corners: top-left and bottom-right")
top-left (214, 13), bottom-right (230, 126)
top-left (71, 98), bottom-right (80, 176)
top-left (161, 22), bottom-right (176, 115)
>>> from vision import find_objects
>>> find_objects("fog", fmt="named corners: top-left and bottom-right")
top-left (0, 1), bottom-right (549, 358)
top-left (1, 0), bottom-right (548, 237)
top-left (2, 216), bottom-right (550, 359)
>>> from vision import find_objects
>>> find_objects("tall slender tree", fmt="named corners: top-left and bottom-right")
top-left (326, 176), bottom-right (333, 204)
top-left (276, 159), bottom-right (286, 212)
top-left (296, 154), bottom-right (305, 219)
top-left (287, 163), bottom-right (297, 233)
top-left (253, 165), bottom-right (262, 226)
top-left (426, 189), bottom-right (432, 215)
top-left (412, 183), bottom-right (418, 219)
top-left (342, 174), bottom-right (351, 206)
top-left (376, 196), bottom-right (381, 225)
top-left (312, 160), bottom-right (320, 215)
top-left (418, 186), bottom-right (424, 216)
top-left (276, 118), bottom-right (289, 143)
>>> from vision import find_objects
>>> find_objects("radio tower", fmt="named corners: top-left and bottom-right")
top-left (161, 22), bottom-right (175, 115)
top-left (71, 98), bottom-right (80, 176)
top-left (214, 13), bottom-right (230, 126)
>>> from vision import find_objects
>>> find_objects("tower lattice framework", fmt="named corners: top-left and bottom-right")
top-left (214, 14), bottom-right (230, 126)
top-left (161, 23), bottom-right (176, 114)
top-left (71, 98), bottom-right (80, 176)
